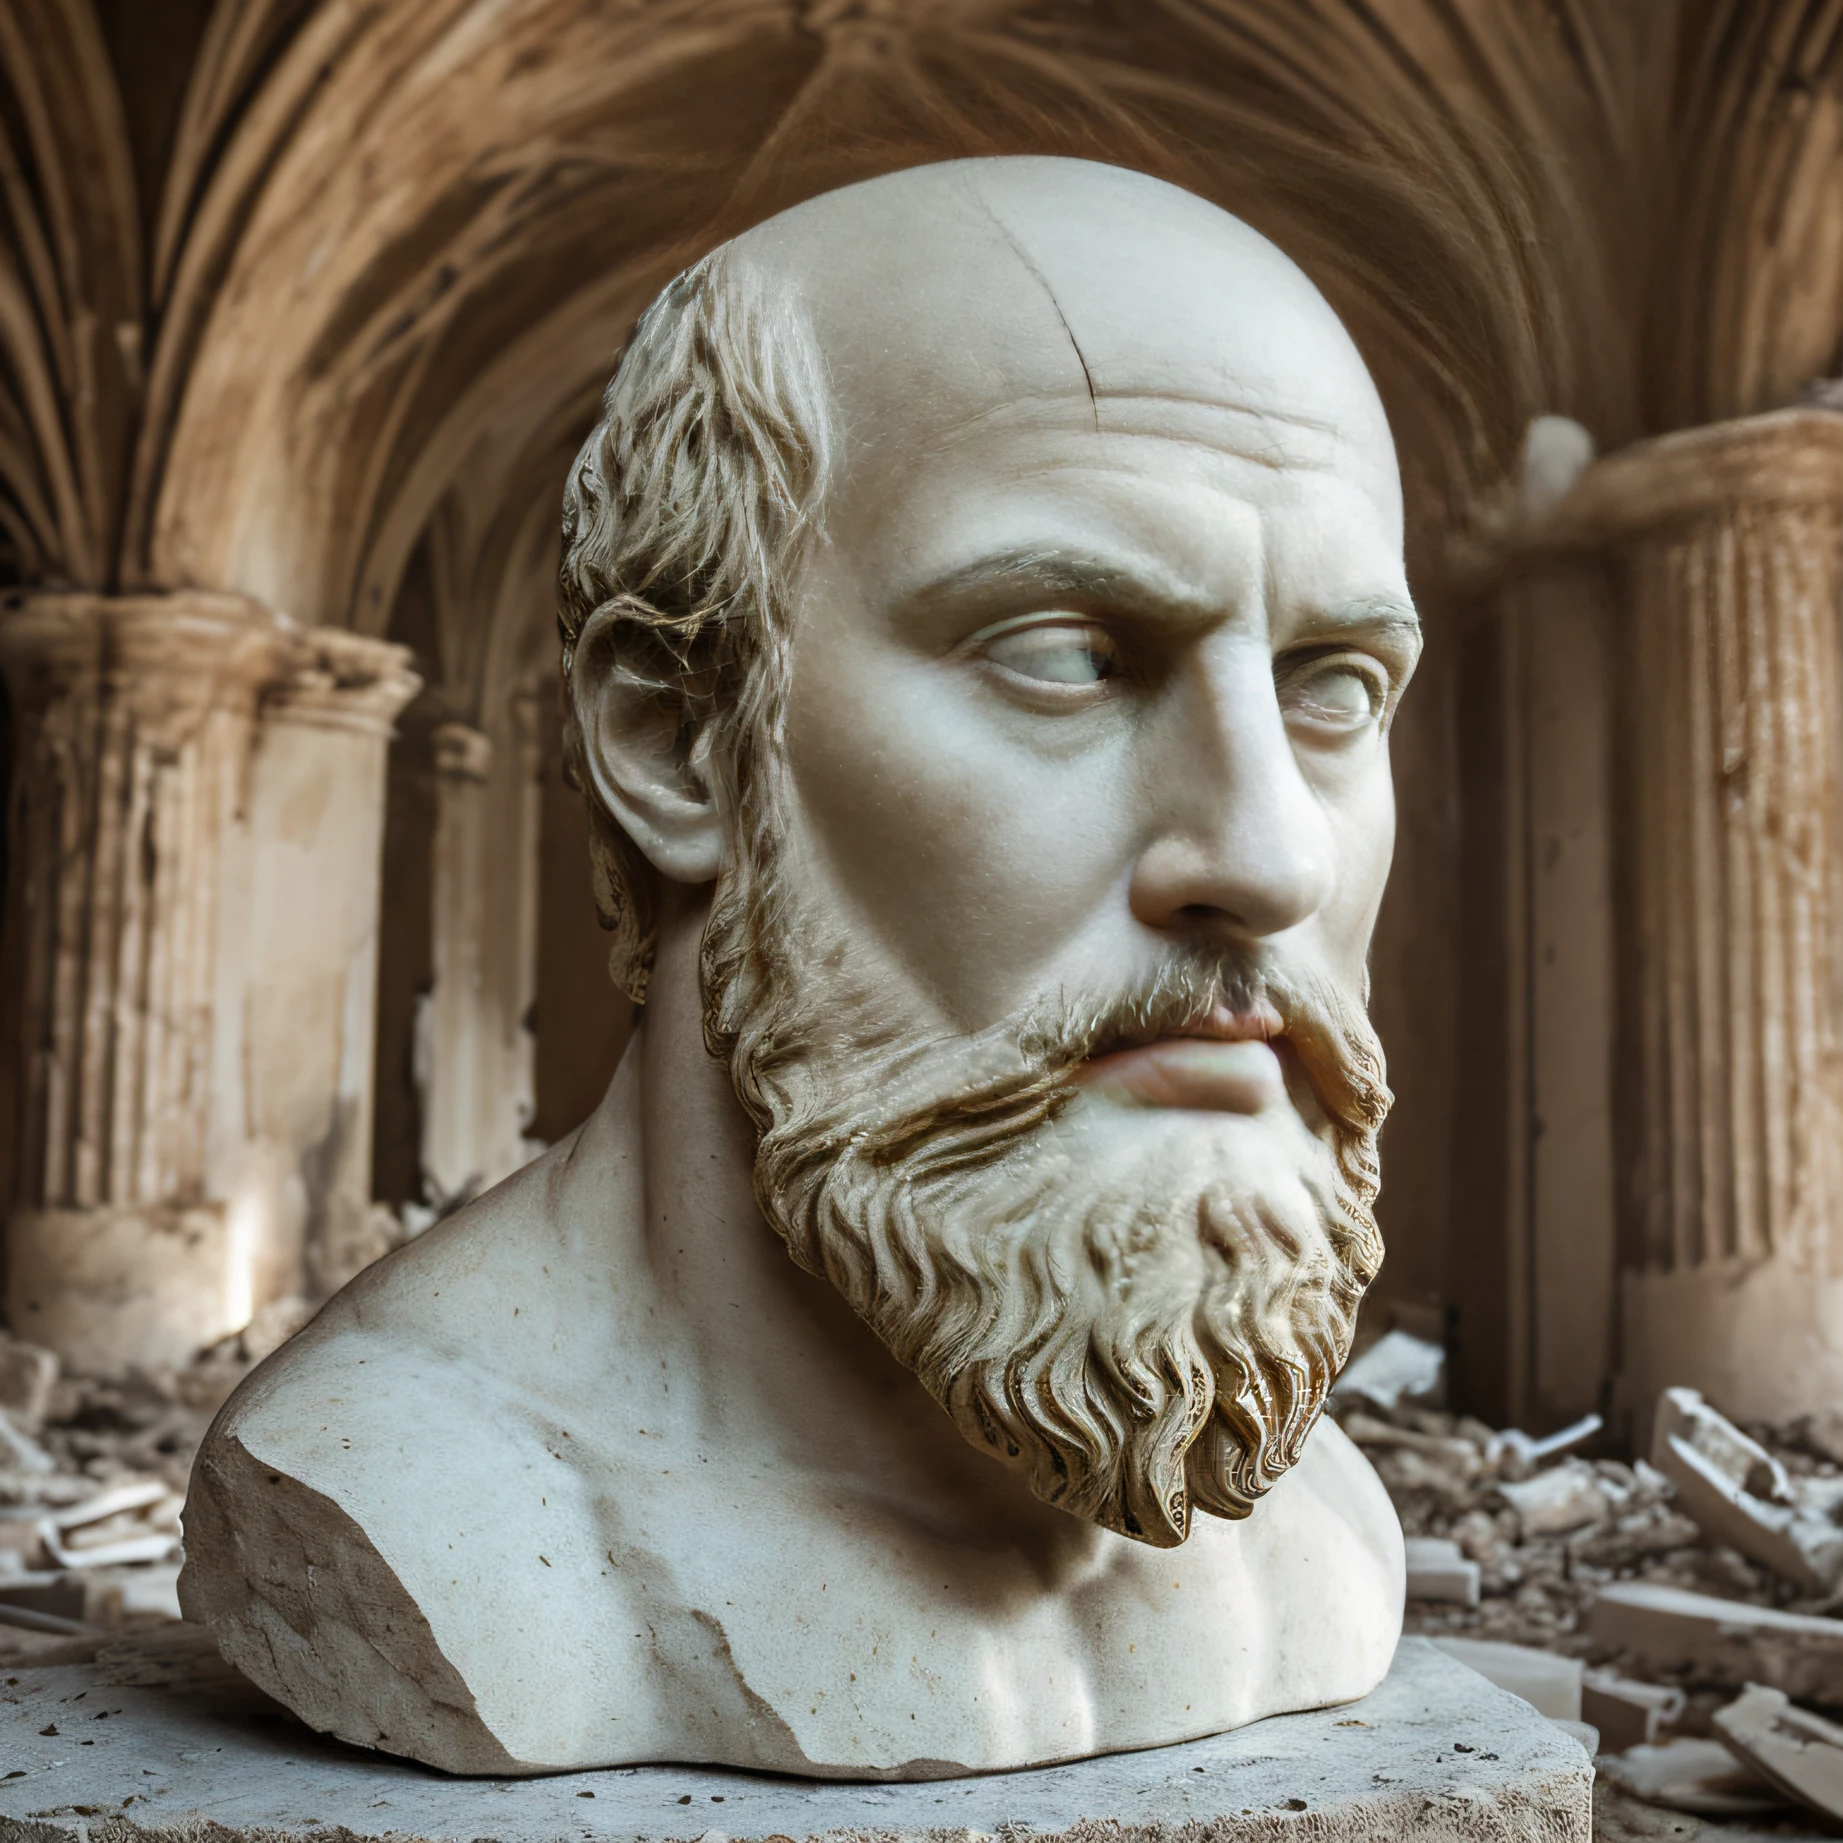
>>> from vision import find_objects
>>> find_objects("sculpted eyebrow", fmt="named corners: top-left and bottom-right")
top-left (911, 562), bottom-right (1422, 652)
top-left (1313, 597), bottom-right (1422, 647)
top-left (907, 552), bottom-right (1187, 614)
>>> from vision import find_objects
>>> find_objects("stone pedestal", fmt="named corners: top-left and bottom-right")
top-left (0, 594), bottom-right (417, 1373)
top-left (0, 1629), bottom-right (1591, 1840)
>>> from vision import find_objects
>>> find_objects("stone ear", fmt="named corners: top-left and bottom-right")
top-left (569, 605), bottom-right (723, 887)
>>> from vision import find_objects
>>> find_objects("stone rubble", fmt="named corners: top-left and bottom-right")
top-left (1582, 1670), bottom-right (1686, 1752)
top-left (1429, 1633), bottom-right (1584, 1719)
top-left (1405, 1533), bottom-right (1482, 1605)
top-left (1598, 1738), bottom-right (1794, 1820)
top-left (1339, 1340), bottom-right (1843, 1834)
top-left (0, 1311), bottom-right (304, 1666)
top-left (1651, 1388), bottom-right (1843, 1593)
top-left (1712, 1685), bottom-right (1843, 1822)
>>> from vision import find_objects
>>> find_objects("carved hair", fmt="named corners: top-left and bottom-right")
top-left (558, 248), bottom-right (833, 1001)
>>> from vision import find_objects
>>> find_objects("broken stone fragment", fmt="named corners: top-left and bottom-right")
top-left (1792, 1471), bottom-right (1843, 1521)
top-left (1712, 1682), bottom-right (1843, 1825)
top-left (1651, 1387), bottom-right (1843, 1592)
top-left (0, 1411), bottom-right (53, 1478)
top-left (1568, 1510), bottom-right (1703, 1578)
top-left (1599, 1736), bottom-right (1790, 1817)
top-left (1497, 1458), bottom-right (1610, 1537)
top-left (1590, 1581), bottom-right (1843, 1703)
top-left (0, 1512), bottom-right (50, 1571)
top-left (38, 1478), bottom-right (182, 1572)
top-left (1338, 1410), bottom-right (1485, 1504)
top-left (1450, 1507), bottom-right (1503, 1565)
top-left (1403, 1536), bottom-right (1480, 1607)
top-left (1581, 1669), bottom-right (1685, 1751)
top-left (1488, 1414), bottom-right (1603, 1481)
top-left (1331, 1329), bottom-right (1445, 1411)
top-left (1428, 1635), bottom-right (1582, 1721)
top-left (0, 1334), bottom-right (58, 1431)
top-left (1791, 1409), bottom-right (1843, 1469)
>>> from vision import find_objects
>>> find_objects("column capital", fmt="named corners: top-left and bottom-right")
top-left (0, 590), bottom-right (288, 739)
top-left (1564, 409), bottom-right (1843, 544)
top-left (1465, 409), bottom-right (1843, 584)
top-left (264, 627), bottom-right (422, 738)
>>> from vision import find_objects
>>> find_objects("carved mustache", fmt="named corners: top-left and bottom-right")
top-left (1021, 950), bottom-right (1391, 1147)
top-left (791, 949), bottom-right (1391, 1198)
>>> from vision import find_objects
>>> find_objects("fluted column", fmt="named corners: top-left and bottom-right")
top-left (0, 597), bottom-right (420, 1371)
top-left (417, 692), bottom-right (544, 1210)
top-left (230, 630), bottom-right (420, 1298)
top-left (0, 592), bottom-right (287, 1370)
top-left (1625, 497), bottom-right (1843, 1277)
top-left (419, 719), bottom-right (495, 1208)
top-left (1540, 411), bottom-right (1843, 1419)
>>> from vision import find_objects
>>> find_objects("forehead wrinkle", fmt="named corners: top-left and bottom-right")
top-left (910, 548), bottom-right (1177, 612)
top-left (908, 396), bottom-right (1351, 478)
top-left (1096, 391), bottom-right (1342, 439)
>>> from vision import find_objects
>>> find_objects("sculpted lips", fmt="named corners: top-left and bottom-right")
top-left (1072, 999), bottom-right (1290, 1114)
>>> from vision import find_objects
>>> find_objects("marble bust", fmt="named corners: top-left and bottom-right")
top-left (181, 156), bottom-right (1414, 1778)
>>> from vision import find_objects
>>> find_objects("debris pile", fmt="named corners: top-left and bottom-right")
top-left (0, 1307), bottom-right (304, 1663)
top-left (1337, 1330), bottom-right (1843, 1832)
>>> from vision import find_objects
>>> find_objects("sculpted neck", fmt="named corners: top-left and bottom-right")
top-left (603, 889), bottom-right (1098, 1554)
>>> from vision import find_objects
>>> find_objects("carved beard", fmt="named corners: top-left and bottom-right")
top-left (700, 813), bottom-right (1392, 1548)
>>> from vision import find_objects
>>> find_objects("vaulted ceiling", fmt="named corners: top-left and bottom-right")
top-left (4, 0), bottom-right (1842, 707)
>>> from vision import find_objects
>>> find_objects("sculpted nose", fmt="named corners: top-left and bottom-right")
top-left (1129, 665), bottom-right (1334, 942)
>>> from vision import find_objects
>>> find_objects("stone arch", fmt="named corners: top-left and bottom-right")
top-left (136, 0), bottom-right (1620, 638)
top-left (110, 0), bottom-right (1618, 1276)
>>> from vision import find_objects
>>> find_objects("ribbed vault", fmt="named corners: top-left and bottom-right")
top-left (16, 0), bottom-right (1842, 661)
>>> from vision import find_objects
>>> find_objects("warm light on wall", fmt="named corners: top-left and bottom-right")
top-left (223, 1188), bottom-right (264, 1335)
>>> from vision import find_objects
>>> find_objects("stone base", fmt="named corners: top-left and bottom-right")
top-left (0, 1628), bottom-right (1589, 1841)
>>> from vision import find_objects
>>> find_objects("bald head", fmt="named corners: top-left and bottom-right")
top-left (561, 156), bottom-right (1412, 1003)
top-left (733, 157), bottom-right (1400, 538)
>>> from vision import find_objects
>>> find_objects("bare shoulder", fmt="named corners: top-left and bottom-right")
top-left (179, 1390), bottom-right (526, 1771)
top-left (179, 1284), bottom-right (566, 1754)
top-left (179, 1128), bottom-right (676, 1772)
top-left (1299, 1413), bottom-right (1406, 1545)
top-left (333, 1126), bottom-right (591, 1342)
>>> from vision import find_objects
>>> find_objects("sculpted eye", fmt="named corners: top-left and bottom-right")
top-left (1281, 657), bottom-right (1386, 733)
top-left (979, 619), bottom-right (1123, 687)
